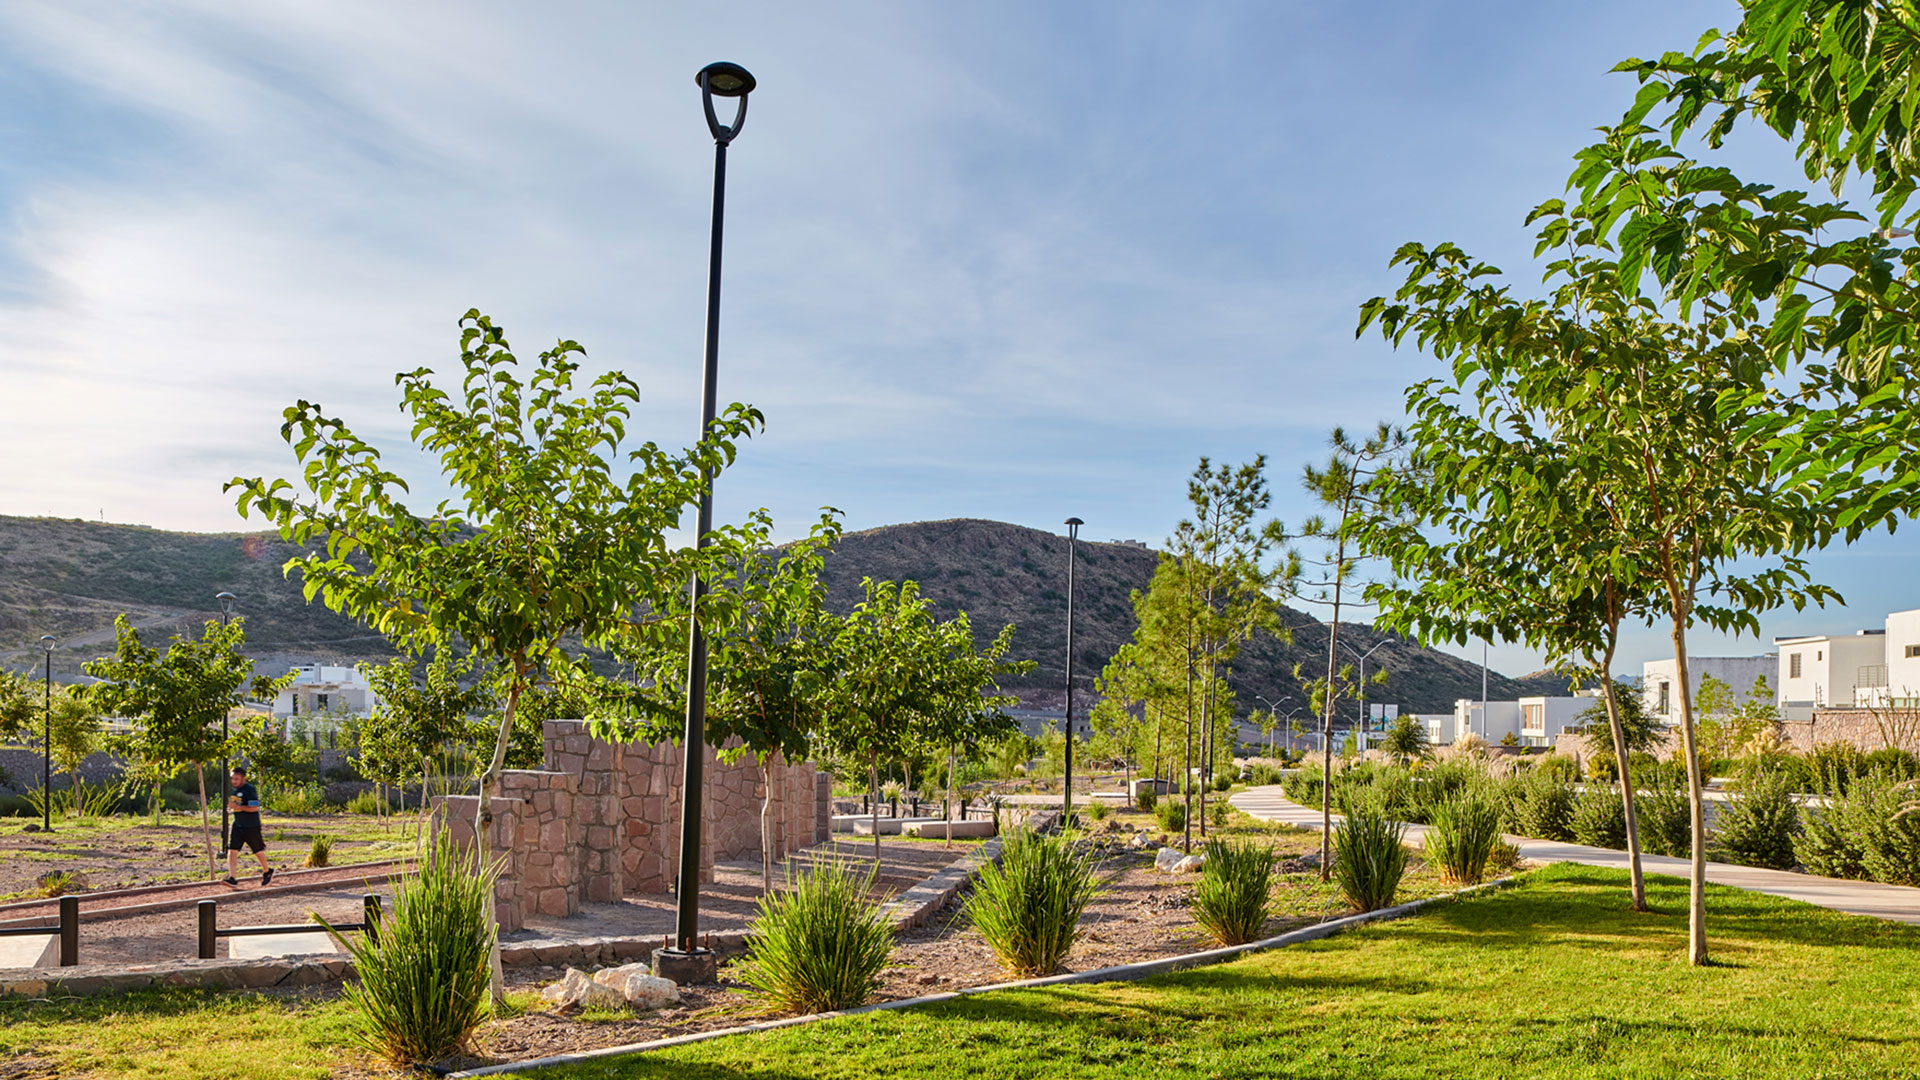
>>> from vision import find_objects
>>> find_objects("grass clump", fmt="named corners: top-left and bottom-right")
top-left (737, 858), bottom-right (894, 1015)
top-left (1191, 838), bottom-right (1273, 945)
top-left (1083, 800), bottom-right (1109, 822)
top-left (323, 828), bottom-right (496, 1066)
top-left (1424, 796), bottom-right (1501, 885)
top-left (967, 828), bottom-right (1102, 977)
top-left (1134, 786), bottom-right (1157, 812)
top-left (304, 835), bottom-right (334, 868)
top-left (1154, 799), bottom-right (1186, 834)
top-left (1331, 801), bottom-right (1408, 912)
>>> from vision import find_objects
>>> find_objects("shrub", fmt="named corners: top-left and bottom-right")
top-left (967, 828), bottom-right (1102, 976)
top-left (1243, 764), bottom-right (1284, 787)
top-left (1155, 799), bottom-right (1187, 834)
top-left (1569, 784), bottom-right (1628, 850)
top-left (738, 858), bottom-right (894, 1015)
top-left (1210, 773), bottom-right (1233, 793)
top-left (346, 789), bottom-right (390, 816)
top-left (1635, 767), bottom-right (1694, 858)
top-left (326, 828), bottom-right (496, 1065)
top-left (1863, 748), bottom-right (1920, 781)
top-left (1715, 768), bottom-right (1801, 870)
top-left (1796, 770), bottom-right (1920, 886)
top-left (1331, 800), bottom-right (1408, 912)
top-left (1192, 839), bottom-right (1274, 945)
top-left (1280, 768), bottom-right (1324, 808)
top-left (270, 784), bottom-right (328, 816)
top-left (1424, 796), bottom-right (1502, 885)
top-left (1533, 755), bottom-right (1580, 784)
top-left (1084, 800), bottom-right (1110, 822)
top-left (1486, 837), bottom-right (1522, 874)
top-left (1134, 786), bottom-right (1158, 811)
top-left (1208, 800), bottom-right (1231, 830)
top-left (1806, 742), bottom-right (1868, 794)
top-left (36, 870), bottom-right (80, 897)
top-left (305, 835), bottom-right (334, 868)
top-left (1502, 768), bottom-right (1574, 842)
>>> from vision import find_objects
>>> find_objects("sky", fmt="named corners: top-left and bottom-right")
top-left (0, 1), bottom-right (1912, 683)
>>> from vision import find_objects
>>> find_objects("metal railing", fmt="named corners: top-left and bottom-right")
top-left (0, 895), bottom-right (78, 966)
top-left (197, 894), bottom-right (381, 960)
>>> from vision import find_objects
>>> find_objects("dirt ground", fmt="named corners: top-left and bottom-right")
top-left (0, 813), bottom-right (410, 901)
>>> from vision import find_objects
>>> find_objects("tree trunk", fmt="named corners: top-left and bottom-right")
top-left (1670, 614), bottom-right (1708, 965)
top-left (476, 678), bottom-right (522, 1008)
top-left (945, 743), bottom-right (956, 851)
top-left (1197, 673), bottom-right (1210, 839)
top-left (196, 764), bottom-right (217, 879)
top-left (1597, 633), bottom-right (1647, 913)
top-left (870, 749), bottom-right (882, 862)
top-left (760, 757), bottom-right (775, 894)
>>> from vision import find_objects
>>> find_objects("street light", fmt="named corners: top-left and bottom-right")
top-left (661, 61), bottom-right (756, 988)
top-left (1061, 517), bottom-right (1082, 823)
top-left (1339, 638), bottom-right (1390, 750)
top-left (1251, 693), bottom-right (1287, 758)
top-left (217, 592), bottom-right (237, 852)
top-left (40, 635), bottom-right (54, 833)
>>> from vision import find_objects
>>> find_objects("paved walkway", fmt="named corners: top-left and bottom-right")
top-left (1230, 785), bottom-right (1920, 926)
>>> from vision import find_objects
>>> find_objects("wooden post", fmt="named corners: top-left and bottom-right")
top-left (197, 900), bottom-right (217, 960)
top-left (363, 894), bottom-right (382, 945)
top-left (58, 895), bottom-right (78, 966)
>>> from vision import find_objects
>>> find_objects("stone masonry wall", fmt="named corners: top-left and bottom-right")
top-left (435, 794), bottom-right (526, 933)
top-left (1786, 708), bottom-right (1920, 755)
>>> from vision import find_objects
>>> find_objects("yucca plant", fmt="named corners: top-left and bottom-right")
top-left (737, 858), bottom-right (894, 1015)
top-left (1155, 799), bottom-right (1186, 834)
top-left (1084, 800), bottom-right (1110, 822)
top-left (1424, 796), bottom-right (1502, 885)
top-left (305, 834), bottom-right (335, 868)
top-left (323, 828), bottom-right (497, 1066)
top-left (1332, 801), bottom-right (1408, 912)
top-left (1191, 839), bottom-right (1273, 945)
top-left (968, 828), bottom-right (1102, 976)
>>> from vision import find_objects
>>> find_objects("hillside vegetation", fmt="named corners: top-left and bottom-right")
top-left (0, 514), bottom-right (1556, 712)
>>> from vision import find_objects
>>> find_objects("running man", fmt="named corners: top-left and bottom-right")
top-left (223, 766), bottom-right (273, 887)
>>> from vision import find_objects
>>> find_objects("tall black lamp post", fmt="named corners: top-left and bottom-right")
top-left (217, 592), bottom-right (236, 850)
top-left (1062, 517), bottom-right (1082, 822)
top-left (658, 61), bottom-right (756, 988)
top-left (40, 635), bottom-right (54, 832)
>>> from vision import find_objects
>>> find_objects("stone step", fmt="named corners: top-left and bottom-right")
top-left (0, 934), bottom-right (55, 970)
top-left (227, 931), bottom-right (340, 960)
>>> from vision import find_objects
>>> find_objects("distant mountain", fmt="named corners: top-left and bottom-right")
top-left (0, 513), bottom-right (1559, 713)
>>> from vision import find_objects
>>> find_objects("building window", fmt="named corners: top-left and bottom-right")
top-left (1789, 653), bottom-right (1802, 679)
top-left (317, 693), bottom-right (330, 709)
top-left (1522, 704), bottom-right (1544, 730)
top-left (1657, 682), bottom-right (1670, 715)
top-left (1906, 645), bottom-right (1920, 659)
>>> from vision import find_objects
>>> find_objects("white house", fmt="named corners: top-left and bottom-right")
top-left (272, 664), bottom-right (380, 721)
top-left (1642, 655), bottom-right (1775, 722)
top-left (1452, 699), bottom-right (1521, 745)
top-left (1773, 631), bottom-right (1885, 720)
top-left (1447, 696), bottom-right (1593, 748)
top-left (1879, 608), bottom-right (1920, 707)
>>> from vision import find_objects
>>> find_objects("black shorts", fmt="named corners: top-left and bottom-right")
top-left (227, 821), bottom-right (265, 853)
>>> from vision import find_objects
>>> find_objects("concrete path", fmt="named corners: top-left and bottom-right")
top-left (1230, 785), bottom-right (1920, 926)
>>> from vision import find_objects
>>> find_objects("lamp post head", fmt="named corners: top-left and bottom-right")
top-left (216, 591), bottom-right (237, 613)
top-left (39, 635), bottom-right (54, 653)
top-left (697, 62), bottom-right (755, 143)
top-left (1065, 516), bottom-right (1083, 533)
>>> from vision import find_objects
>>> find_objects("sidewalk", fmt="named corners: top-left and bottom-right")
top-left (1229, 785), bottom-right (1920, 926)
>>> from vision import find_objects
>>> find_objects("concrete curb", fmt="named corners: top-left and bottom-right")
top-left (443, 872), bottom-right (1526, 1078)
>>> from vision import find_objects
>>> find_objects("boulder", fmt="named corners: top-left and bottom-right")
top-left (1172, 854), bottom-right (1205, 873)
top-left (591, 963), bottom-right (682, 1009)
top-left (1153, 847), bottom-right (1185, 872)
top-left (542, 966), bottom-right (629, 1012)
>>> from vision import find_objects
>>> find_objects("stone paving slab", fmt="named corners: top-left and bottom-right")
top-left (0, 934), bottom-right (55, 970)
top-left (227, 932), bottom-right (340, 961)
top-left (1229, 785), bottom-right (1920, 926)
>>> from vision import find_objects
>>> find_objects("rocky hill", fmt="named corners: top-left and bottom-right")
top-left (0, 514), bottom-right (1559, 713)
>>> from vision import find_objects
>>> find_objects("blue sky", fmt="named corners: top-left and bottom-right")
top-left (0, 1), bottom-right (1909, 681)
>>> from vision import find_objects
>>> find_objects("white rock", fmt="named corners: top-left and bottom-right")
top-left (575, 980), bottom-right (626, 1011)
top-left (1153, 846), bottom-right (1185, 872)
top-left (1172, 854), bottom-right (1205, 873)
top-left (591, 962), bottom-right (651, 989)
top-left (545, 966), bottom-right (631, 1012)
top-left (617, 972), bottom-right (682, 1010)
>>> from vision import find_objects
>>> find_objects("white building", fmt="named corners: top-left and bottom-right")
top-left (1444, 696), bottom-right (1591, 748)
top-left (1773, 631), bottom-right (1885, 720)
top-left (1880, 609), bottom-right (1920, 707)
top-left (272, 664), bottom-right (380, 721)
top-left (1642, 655), bottom-right (1775, 722)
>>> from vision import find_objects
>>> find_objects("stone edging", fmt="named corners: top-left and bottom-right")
top-left (443, 872), bottom-right (1527, 1078)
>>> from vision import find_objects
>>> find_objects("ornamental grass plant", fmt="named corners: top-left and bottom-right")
top-left (1424, 795), bottom-right (1502, 885)
top-left (1191, 838), bottom-right (1274, 945)
top-left (967, 828), bottom-right (1102, 977)
top-left (1331, 798), bottom-right (1408, 912)
top-left (323, 827), bottom-right (496, 1067)
top-left (737, 857), bottom-right (895, 1015)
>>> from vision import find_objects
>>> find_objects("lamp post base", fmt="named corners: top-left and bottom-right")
top-left (651, 946), bottom-right (718, 986)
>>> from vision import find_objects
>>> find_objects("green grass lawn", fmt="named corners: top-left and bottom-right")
top-left (2, 865), bottom-right (1914, 1079)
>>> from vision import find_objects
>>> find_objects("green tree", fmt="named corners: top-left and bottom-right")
top-left (359, 652), bottom-right (492, 834)
top-left (0, 669), bottom-right (35, 743)
top-left (1294, 424), bottom-right (1405, 877)
top-left (85, 616), bottom-right (281, 876)
top-left (1573, 683), bottom-right (1663, 761)
top-left (46, 687), bottom-right (103, 816)
top-left (1381, 714), bottom-right (1430, 767)
top-left (911, 614), bottom-right (1031, 847)
top-left (227, 311), bottom-right (758, 1002)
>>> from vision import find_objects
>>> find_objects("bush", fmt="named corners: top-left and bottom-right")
top-left (1243, 764), bottom-right (1284, 787)
top-left (1084, 800), bottom-right (1109, 822)
top-left (1486, 837), bottom-right (1522, 874)
top-left (1533, 755), bottom-right (1580, 784)
top-left (1134, 786), bottom-right (1157, 812)
top-left (1502, 768), bottom-right (1575, 842)
top-left (1208, 800), bottom-right (1231, 830)
top-left (1210, 773), bottom-right (1233, 793)
top-left (1424, 795), bottom-right (1502, 885)
top-left (738, 858), bottom-right (894, 1014)
top-left (1192, 839), bottom-right (1274, 945)
top-left (270, 784), bottom-right (328, 816)
top-left (1635, 766), bottom-right (1694, 858)
top-left (1863, 748), bottom-right (1920, 781)
top-left (1806, 742), bottom-right (1868, 793)
top-left (1155, 799), bottom-right (1187, 834)
top-left (1796, 770), bottom-right (1920, 885)
top-left (1570, 784), bottom-right (1628, 850)
top-left (346, 789), bottom-right (391, 816)
top-left (967, 828), bottom-right (1102, 976)
top-left (1715, 768), bottom-right (1801, 870)
top-left (1331, 800), bottom-right (1408, 912)
top-left (326, 828), bottom-right (497, 1065)
top-left (1280, 768), bottom-right (1324, 808)
top-left (305, 835), bottom-right (334, 868)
